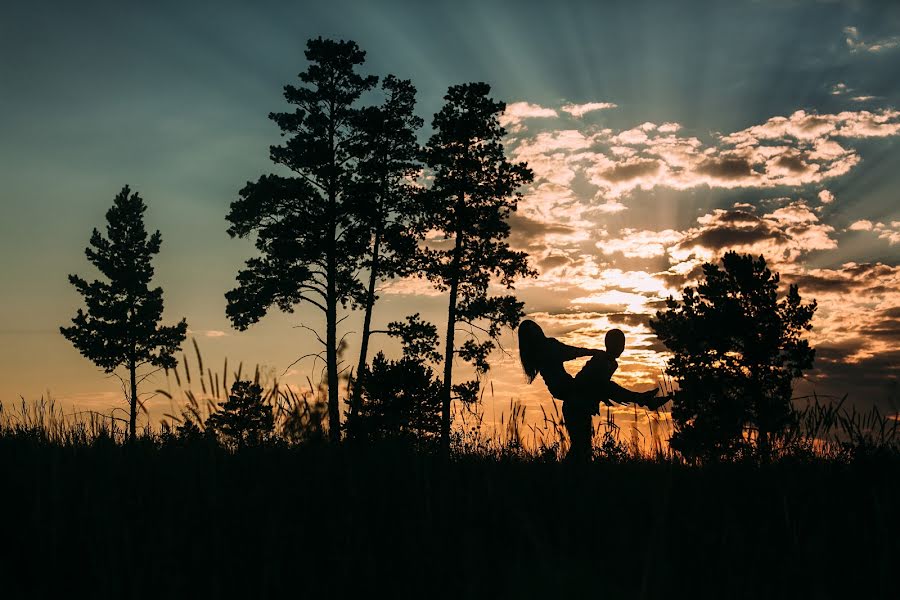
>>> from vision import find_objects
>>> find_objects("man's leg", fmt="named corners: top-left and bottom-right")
top-left (607, 380), bottom-right (644, 404)
top-left (608, 382), bottom-right (666, 409)
top-left (563, 402), bottom-right (593, 462)
top-left (573, 355), bottom-right (662, 408)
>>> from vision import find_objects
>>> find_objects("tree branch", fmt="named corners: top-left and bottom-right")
top-left (294, 323), bottom-right (326, 346)
top-left (282, 352), bottom-right (326, 376)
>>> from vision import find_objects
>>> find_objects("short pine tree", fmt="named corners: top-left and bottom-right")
top-left (350, 314), bottom-right (443, 443)
top-left (60, 185), bottom-right (187, 440)
top-left (355, 352), bottom-right (443, 445)
top-left (649, 252), bottom-right (817, 460)
top-left (206, 380), bottom-right (275, 448)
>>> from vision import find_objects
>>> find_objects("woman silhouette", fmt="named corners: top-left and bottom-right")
top-left (518, 319), bottom-right (665, 462)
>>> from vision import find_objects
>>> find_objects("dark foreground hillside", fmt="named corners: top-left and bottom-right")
top-left (2, 438), bottom-right (898, 599)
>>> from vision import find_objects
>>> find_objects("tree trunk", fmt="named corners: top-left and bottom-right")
top-left (326, 213), bottom-right (340, 443)
top-left (325, 108), bottom-right (341, 444)
top-left (350, 223), bottom-right (382, 430)
top-left (129, 356), bottom-right (137, 441)
top-left (440, 198), bottom-right (465, 453)
top-left (326, 291), bottom-right (339, 443)
top-left (440, 278), bottom-right (458, 453)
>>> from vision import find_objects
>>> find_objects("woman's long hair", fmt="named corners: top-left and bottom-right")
top-left (518, 319), bottom-right (547, 384)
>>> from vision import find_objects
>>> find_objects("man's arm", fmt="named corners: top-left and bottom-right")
top-left (552, 339), bottom-right (604, 362)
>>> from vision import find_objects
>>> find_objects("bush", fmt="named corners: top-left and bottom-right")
top-left (206, 380), bottom-right (275, 448)
top-left (351, 352), bottom-right (442, 445)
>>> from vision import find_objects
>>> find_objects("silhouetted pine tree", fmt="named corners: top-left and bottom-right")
top-left (206, 380), bottom-right (275, 448)
top-left (649, 252), bottom-right (817, 460)
top-left (225, 38), bottom-right (377, 442)
top-left (60, 185), bottom-right (187, 440)
top-left (421, 83), bottom-right (535, 451)
top-left (354, 314), bottom-right (443, 444)
top-left (348, 75), bottom-right (425, 425)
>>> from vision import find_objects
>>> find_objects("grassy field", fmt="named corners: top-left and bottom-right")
top-left (2, 395), bottom-right (899, 599)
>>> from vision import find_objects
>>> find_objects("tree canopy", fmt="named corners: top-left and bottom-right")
top-left (421, 82), bottom-right (535, 450)
top-left (206, 380), bottom-right (275, 448)
top-left (649, 251), bottom-right (817, 459)
top-left (225, 37), bottom-right (377, 441)
top-left (61, 185), bottom-right (187, 439)
top-left (348, 75), bottom-right (425, 424)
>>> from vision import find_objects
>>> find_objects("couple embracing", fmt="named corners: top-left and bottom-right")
top-left (518, 320), bottom-right (667, 462)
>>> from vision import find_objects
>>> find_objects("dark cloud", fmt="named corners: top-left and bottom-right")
top-left (798, 115), bottom-right (831, 133)
top-left (507, 212), bottom-right (576, 251)
top-left (869, 308), bottom-right (900, 341)
top-left (607, 312), bottom-right (652, 328)
top-left (786, 273), bottom-right (853, 294)
top-left (508, 212), bottom-right (575, 238)
top-left (802, 347), bottom-right (900, 409)
top-left (686, 223), bottom-right (785, 250)
top-left (600, 160), bottom-right (660, 182)
top-left (773, 153), bottom-right (809, 173)
top-left (711, 209), bottom-right (762, 224)
top-left (538, 255), bottom-right (571, 271)
top-left (645, 299), bottom-right (671, 311)
top-left (695, 157), bottom-right (754, 179)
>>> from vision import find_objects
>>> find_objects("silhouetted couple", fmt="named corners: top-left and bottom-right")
top-left (518, 320), bottom-right (666, 462)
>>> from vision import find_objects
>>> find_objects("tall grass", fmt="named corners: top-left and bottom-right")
top-left (3, 340), bottom-right (898, 462)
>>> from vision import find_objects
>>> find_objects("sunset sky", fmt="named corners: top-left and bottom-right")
top-left (2, 0), bottom-right (898, 433)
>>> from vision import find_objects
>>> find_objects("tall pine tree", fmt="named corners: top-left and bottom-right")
top-left (348, 75), bottom-right (425, 425)
top-left (225, 38), bottom-right (377, 442)
top-left (421, 83), bottom-right (535, 451)
top-left (61, 185), bottom-right (187, 440)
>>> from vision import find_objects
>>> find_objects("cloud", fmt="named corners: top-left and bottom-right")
top-left (511, 103), bottom-right (900, 201)
top-left (560, 101), bottom-right (617, 117)
top-left (187, 329), bottom-right (228, 338)
top-left (848, 220), bottom-right (900, 245)
top-left (879, 223), bottom-right (900, 245)
top-left (784, 262), bottom-right (900, 376)
top-left (590, 200), bottom-right (628, 214)
top-left (695, 156), bottom-right (755, 180)
top-left (507, 211), bottom-right (580, 252)
top-left (598, 229), bottom-right (684, 259)
top-left (598, 159), bottom-right (661, 183)
top-left (844, 26), bottom-right (900, 53)
top-left (499, 101), bottom-right (558, 128)
top-left (538, 255), bottom-right (571, 272)
top-left (598, 202), bottom-right (836, 269)
top-left (818, 189), bottom-right (834, 204)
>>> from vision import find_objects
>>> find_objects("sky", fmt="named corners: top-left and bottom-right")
top-left (1, 0), bottom-right (899, 436)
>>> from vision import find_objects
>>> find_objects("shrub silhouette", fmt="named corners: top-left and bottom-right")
top-left (206, 380), bottom-right (275, 448)
top-left (649, 251), bottom-right (816, 460)
top-left (348, 314), bottom-right (443, 443)
top-left (354, 352), bottom-right (443, 445)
